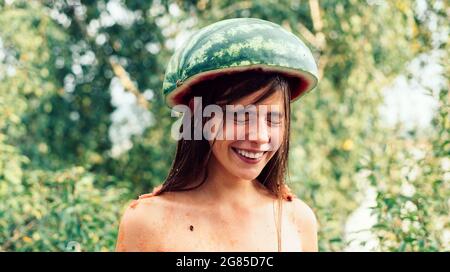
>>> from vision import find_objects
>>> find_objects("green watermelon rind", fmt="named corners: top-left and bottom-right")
top-left (162, 18), bottom-right (319, 107)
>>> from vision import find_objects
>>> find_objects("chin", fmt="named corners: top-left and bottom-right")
top-left (232, 168), bottom-right (262, 181)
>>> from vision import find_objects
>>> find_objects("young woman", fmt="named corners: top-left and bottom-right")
top-left (115, 18), bottom-right (319, 252)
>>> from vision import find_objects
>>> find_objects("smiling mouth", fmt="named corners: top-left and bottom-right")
top-left (231, 147), bottom-right (267, 164)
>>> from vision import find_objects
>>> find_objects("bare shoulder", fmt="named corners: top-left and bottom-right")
top-left (288, 198), bottom-right (319, 251)
top-left (290, 198), bottom-right (318, 229)
top-left (115, 194), bottom-right (169, 252)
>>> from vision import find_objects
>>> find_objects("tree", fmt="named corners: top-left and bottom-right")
top-left (0, 0), bottom-right (447, 251)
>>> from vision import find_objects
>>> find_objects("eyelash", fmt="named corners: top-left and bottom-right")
top-left (233, 114), bottom-right (282, 126)
top-left (233, 112), bottom-right (250, 124)
top-left (268, 117), bottom-right (282, 125)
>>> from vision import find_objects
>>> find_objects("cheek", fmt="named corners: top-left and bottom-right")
top-left (210, 139), bottom-right (231, 160)
top-left (268, 126), bottom-right (284, 152)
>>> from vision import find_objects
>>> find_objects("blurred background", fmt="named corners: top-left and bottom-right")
top-left (0, 0), bottom-right (448, 252)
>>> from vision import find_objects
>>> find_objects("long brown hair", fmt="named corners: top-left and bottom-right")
top-left (154, 69), bottom-right (298, 198)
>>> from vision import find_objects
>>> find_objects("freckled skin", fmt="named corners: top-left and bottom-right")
top-left (127, 183), bottom-right (294, 209)
top-left (115, 184), bottom-right (317, 252)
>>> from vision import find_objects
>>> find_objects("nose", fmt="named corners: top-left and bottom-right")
top-left (248, 116), bottom-right (270, 143)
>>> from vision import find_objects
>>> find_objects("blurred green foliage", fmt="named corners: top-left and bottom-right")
top-left (367, 87), bottom-right (449, 251)
top-left (0, 0), bottom-right (448, 251)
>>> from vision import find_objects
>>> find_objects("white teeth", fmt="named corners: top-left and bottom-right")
top-left (235, 148), bottom-right (264, 159)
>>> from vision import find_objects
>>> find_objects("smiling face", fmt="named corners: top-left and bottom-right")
top-left (208, 86), bottom-right (286, 181)
top-left (157, 71), bottom-right (293, 197)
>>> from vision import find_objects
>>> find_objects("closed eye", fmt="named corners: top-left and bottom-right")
top-left (233, 111), bottom-right (252, 124)
top-left (267, 112), bottom-right (283, 126)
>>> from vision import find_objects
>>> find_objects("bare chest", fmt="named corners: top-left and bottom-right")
top-left (155, 205), bottom-right (303, 252)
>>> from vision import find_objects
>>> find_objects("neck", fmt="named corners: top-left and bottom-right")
top-left (196, 156), bottom-right (265, 209)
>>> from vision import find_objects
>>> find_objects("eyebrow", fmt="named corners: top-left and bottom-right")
top-left (229, 105), bottom-right (257, 114)
top-left (231, 109), bottom-right (284, 120)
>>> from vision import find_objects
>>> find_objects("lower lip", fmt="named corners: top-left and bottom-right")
top-left (231, 148), bottom-right (266, 165)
